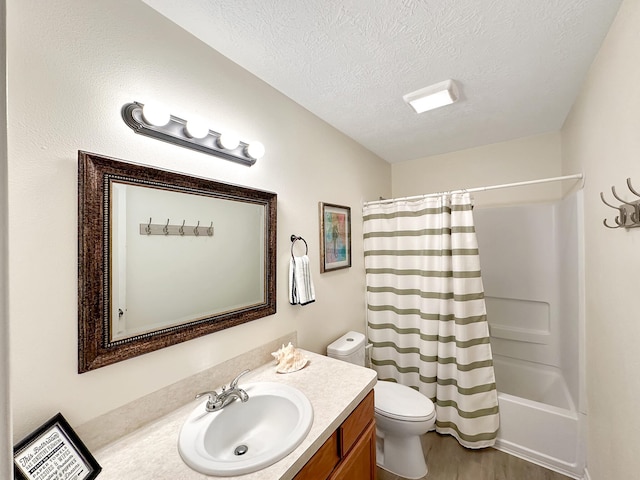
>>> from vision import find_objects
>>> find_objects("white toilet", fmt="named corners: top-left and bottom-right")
top-left (327, 331), bottom-right (436, 479)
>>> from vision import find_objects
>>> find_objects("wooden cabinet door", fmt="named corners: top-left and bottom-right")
top-left (329, 421), bottom-right (376, 480)
top-left (339, 391), bottom-right (374, 456)
top-left (293, 432), bottom-right (340, 480)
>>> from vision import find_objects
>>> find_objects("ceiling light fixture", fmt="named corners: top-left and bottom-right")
top-left (403, 79), bottom-right (459, 114)
top-left (121, 101), bottom-right (264, 166)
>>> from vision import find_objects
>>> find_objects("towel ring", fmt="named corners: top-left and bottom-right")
top-left (290, 235), bottom-right (308, 257)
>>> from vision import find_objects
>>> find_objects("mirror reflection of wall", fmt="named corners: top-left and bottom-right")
top-left (111, 183), bottom-right (265, 341)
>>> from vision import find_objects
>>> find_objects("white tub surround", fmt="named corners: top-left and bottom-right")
top-left (474, 194), bottom-right (585, 478)
top-left (93, 350), bottom-right (376, 480)
top-left (493, 355), bottom-right (583, 479)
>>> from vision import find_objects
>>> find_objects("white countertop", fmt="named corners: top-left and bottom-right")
top-left (94, 350), bottom-right (377, 480)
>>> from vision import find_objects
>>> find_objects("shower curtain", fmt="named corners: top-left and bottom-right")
top-left (363, 192), bottom-right (499, 448)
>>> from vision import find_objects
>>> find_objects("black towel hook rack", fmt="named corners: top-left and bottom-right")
top-left (290, 235), bottom-right (308, 257)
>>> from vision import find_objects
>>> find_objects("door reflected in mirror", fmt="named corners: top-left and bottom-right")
top-left (78, 151), bottom-right (277, 372)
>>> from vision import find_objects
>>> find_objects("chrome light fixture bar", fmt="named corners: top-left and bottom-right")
top-left (121, 101), bottom-right (264, 166)
top-left (403, 79), bottom-right (459, 114)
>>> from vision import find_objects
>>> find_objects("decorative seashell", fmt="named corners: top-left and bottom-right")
top-left (271, 342), bottom-right (308, 373)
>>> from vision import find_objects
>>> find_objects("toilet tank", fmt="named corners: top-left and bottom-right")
top-left (327, 331), bottom-right (366, 366)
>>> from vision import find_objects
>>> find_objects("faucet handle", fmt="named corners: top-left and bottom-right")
top-left (195, 391), bottom-right (218, 400)
top-left (230, 369), bottom-right (250, 389)
top-left (195, 391), bottom-right (219, 410)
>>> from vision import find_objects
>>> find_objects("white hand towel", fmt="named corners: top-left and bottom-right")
top-left (289, 255), bottom-right (316, 305)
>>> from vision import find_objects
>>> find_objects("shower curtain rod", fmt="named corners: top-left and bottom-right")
top-left (364, 173), bottom-right (584, 207)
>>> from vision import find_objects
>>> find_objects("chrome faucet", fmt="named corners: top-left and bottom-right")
top-left (195, 369), bottom-right (250, 412)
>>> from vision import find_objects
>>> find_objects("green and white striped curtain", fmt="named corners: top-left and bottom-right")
top-left (363, 192), bottom-right (499, 449)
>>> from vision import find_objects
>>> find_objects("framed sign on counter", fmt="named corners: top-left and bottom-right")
top-left (14, 413), bottom-right (102, 480)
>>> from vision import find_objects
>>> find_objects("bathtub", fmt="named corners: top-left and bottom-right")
top-left (492, 355), bottom-right (585, 479)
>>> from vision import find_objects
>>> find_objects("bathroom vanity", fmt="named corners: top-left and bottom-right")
top-left (92, 348), bottom-right (377, 480)
top-left (294, 390), bottom-right (375, 480)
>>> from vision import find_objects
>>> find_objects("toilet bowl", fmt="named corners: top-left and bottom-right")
top-left (327, 331), bottom-right (436, 479)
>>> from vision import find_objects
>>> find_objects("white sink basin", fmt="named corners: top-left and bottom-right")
top-left (178, 382), bottom-right (314, 476)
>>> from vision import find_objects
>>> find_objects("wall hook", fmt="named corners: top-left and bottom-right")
top-left (138, 219), bottom-right (216, 237)
top-left (612, 186), bottom-right (640, 223)
top-left (627, 178), bottom-right (640, 198)
top-left (601, 178), bottom-right (640, 229)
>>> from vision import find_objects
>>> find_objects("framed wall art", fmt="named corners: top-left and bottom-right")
top-left (319, 202), bottom-right (351, 272)
top-left (14, 413), bottom-right (102, 480)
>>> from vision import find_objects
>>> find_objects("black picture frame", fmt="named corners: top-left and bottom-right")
top-left (14, 413), bottom-right (102, 480)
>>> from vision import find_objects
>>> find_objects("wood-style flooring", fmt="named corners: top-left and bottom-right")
top-left (376, 432), bottom-right (573, 480)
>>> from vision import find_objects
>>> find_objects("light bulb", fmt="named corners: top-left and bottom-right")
top-left (217, 131), bottom-right (240, 150)
top-left (141, 102), bottom-right (170, 127)
top-left (185, 119), bottom-right (209, 139)
top-left (245, 141), bottom-right (265, 160)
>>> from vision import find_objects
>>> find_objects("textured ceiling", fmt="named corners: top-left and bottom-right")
top-left (142, 0), bottom-right (622, 163)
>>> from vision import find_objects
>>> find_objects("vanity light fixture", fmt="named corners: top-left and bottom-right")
top-left (403, 79), bottom-right (459, 114)
top-left (217, 131), bottom-right (240, 150)
top-left (141, 102), bottom-right (171, 126)
top-left (184, 118), bottom-right (209, 139)
top-left (245, 141), bottom-right (265, 161)
top-left (122, 101), bottom-right (265, 166)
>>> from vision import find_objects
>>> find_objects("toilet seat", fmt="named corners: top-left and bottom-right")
top-left (374, 381), bottom-right (435, 422)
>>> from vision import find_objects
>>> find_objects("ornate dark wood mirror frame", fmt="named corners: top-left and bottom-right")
top-left (77, 151), bottom-right (277, 373)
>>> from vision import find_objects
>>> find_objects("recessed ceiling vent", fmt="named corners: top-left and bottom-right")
top-left (403, 79), bottom-right (459, 114)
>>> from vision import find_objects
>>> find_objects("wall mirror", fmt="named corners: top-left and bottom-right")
top-left (78, 151), bottom-right (277, 373)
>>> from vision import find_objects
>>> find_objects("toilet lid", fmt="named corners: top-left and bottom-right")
top-left (374, 381), bottom-right (435, 422)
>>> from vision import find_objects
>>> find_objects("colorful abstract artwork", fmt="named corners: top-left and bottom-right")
top-left (319, 203), bottom-right (351, 272)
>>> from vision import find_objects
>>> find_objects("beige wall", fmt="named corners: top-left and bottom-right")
top-left (562, 0), bottom-right (640, 477)
top-left (0, 0), bottom-right (10, 476)
top-left (391, 132), bottom-right (567, 207)
top-left (6, 0), bottom-right (390, 441)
